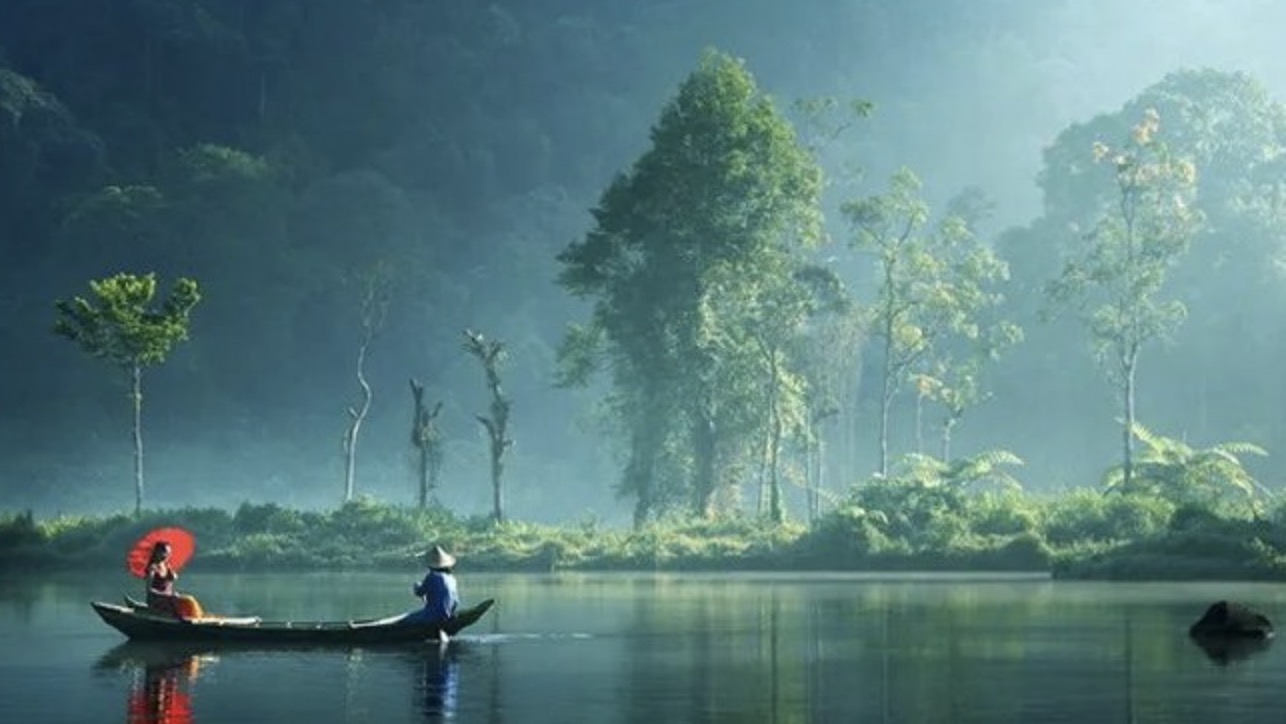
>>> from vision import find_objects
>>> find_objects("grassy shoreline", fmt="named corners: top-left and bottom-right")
top-left (5, 495), bottom-right (1286, 580)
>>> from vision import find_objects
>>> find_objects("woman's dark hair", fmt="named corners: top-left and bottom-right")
top-left (148, 541), bottom-right (171, 565)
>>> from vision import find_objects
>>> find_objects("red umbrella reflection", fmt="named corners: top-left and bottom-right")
top-left (126, 654), bottom-right (200, 724)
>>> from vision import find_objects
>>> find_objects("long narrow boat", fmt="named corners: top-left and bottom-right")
top-left (91, 598), bottom-right (495, 645)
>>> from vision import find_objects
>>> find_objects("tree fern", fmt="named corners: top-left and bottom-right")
top-left (1103, 422), bottom-right (1268, 513)
top-left (895, 450), bottom-right (1024, 492)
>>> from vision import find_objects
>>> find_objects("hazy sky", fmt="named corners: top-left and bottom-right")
top-left (824, 0), bottom-right (1286, 226)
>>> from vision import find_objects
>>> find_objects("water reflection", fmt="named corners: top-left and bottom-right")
top-left (1190, 634), bottom-right (1274, 666)
top-left (97, 643), bottom-right (207, 723)
top-left (417, 645), bottom-right (460, 722)
top-left (613, 578), bottom-right (1260, 722)
top-left (36, 576), bottom-right (1286, 723)
top-left (0, 576), bottom-right (53, 625)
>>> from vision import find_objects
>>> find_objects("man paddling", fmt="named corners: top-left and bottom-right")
top-left (404, 545), bottom-right (461, 640)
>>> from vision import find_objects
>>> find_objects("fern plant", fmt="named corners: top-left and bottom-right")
top-left (844, 450), bottom-right (1025, 548)
top-left (894, 449), bottom-right (1025, 492)
top-left (1102, 422), bottom-right (1269, 514)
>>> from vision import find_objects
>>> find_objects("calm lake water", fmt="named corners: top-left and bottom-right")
top-left (1, 572), bottom-right (1284, 723)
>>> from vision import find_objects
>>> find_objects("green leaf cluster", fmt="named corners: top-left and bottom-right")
top-left (53, 273), bottom-right (200, 368)
top-left (1102, 423), bottom-right (1269, 514)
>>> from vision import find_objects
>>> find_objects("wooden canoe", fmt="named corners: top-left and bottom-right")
top-left (91, 598), bottom-right (495, 645)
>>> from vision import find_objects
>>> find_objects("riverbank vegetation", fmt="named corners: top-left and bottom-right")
top-left (4, 460), bottom-right (1281, 580)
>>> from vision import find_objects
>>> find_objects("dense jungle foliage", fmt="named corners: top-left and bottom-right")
top-left (4, 479), bottom-right (1286, 579)
top-left (4, 1), bottom-right (1286, 579)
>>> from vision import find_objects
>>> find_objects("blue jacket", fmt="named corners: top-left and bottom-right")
top-left (413, 570), bottom-right (459, 621)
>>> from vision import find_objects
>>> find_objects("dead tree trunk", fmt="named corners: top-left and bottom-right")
top-left (341, 270), bottom-right (388, 505)
top-left (410, 379), bottom-right (444, 509)
top-left (463, 330), bottom-right (512, 523)
top-left (342, 336), bottom-right (373, 504)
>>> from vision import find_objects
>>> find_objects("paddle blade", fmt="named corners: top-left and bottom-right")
top-left (127, 527), bottom-right (196, 578)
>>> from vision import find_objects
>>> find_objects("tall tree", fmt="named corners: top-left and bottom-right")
top-left (463, 329), bottom-right (511, 523)
top-left (909, 192), bottom-right (1021, 460)
top-left (53, 273), bottom-right (200, 514)
top-left (844, 169), bottom-right (1004, 478)
top-left (793, 299), bottom-right (860, 524)
top-left (844, 169), bottom-right (929, 478)
top-left (556, 50), bottom-right (823, 525)
top-left (739, 264), bottom-right (847, 524)
top-left (1047, 109), bottom-right (1202, 493)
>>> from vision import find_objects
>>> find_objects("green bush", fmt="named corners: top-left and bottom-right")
top-left (992, 532), bottom-right (1053, 570)
top-left (798, 505), bottom-right (892, 565)
top-left (234, 502), bottom-right (306, 536)
top-left (967, 491), bottom-right (1042, 537)
top-left (1040, 489), bottom-right (1175, 545)
top-left (204, 532), bottom-right (314, 569)
top-left (848, 478), bottom-right (965, 544)
top-left (322, 498), bottom-right (463, 550)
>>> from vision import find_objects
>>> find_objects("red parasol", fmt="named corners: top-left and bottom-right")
top-left (127, 527), bottom-right (196, 578)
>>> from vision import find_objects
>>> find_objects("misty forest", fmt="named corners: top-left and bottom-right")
top-left (5, 0), bottom-right (1286, 577)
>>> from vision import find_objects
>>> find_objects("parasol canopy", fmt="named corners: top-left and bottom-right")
top-left (126, 526), bottom-right (196, 578)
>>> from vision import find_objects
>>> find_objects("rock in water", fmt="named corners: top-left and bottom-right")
top-left (1189, 600), bottom-right (1274, 639)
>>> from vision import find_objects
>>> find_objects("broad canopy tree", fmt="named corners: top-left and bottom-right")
top-left (54, 273), bottom-right (200, 514)
top-left (557, 50), bottom-right (825, 526)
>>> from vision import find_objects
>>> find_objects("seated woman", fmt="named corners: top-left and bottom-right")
top-left (404, 545), bottom-right (460, 628)
top-left (145, 541), bottom-right (205, 619)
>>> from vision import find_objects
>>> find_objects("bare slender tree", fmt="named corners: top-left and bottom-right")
top-left (341, 267), bottom-right (389, 504)
top-left (463, 329), bottom-right (511, 523)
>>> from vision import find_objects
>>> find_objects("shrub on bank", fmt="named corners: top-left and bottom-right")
top-left (1039, 488), bottom-right (1175, 545)
top-left (1055, 529), bottom-right (1286, 580)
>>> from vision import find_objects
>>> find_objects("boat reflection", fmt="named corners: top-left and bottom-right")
top-left (97, 642), bottom-right (210, 723)
top-left (96, 639), bottom-right (481, 722)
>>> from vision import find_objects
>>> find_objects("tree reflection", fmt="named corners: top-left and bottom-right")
top-left (619, 579), bottom-right (821, 723)
top-left (612, 578), bottom-right (1191, 722)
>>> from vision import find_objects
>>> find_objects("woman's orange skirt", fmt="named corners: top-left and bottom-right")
top-left (174, 595), bottom-right (205, 619)
top-left (151, 593), bottom-right (205, 619)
